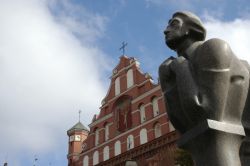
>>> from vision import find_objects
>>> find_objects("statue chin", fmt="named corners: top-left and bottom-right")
top-left (165, 36), bottom-right (184, 51)
top-left (166, 40), bottom-right (177, 50)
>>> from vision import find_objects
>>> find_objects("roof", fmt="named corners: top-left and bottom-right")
top-left (67, 122), bottom-right (89, 134)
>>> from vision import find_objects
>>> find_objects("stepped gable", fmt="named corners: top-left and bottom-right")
top-left (92, 55), bottom-right (156, 122)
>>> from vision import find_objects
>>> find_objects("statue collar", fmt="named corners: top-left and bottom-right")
top-left (183, 41), bottom-right (203, 60)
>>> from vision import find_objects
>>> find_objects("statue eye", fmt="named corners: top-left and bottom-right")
top-left (170, 20), bottom-right (180, 26)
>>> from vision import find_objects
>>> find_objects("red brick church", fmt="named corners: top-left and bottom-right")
top-left (67, 55), bottom-right (179, 166)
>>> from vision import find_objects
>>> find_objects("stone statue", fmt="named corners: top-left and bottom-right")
top-left (159, 11), bottom-right (250, 166)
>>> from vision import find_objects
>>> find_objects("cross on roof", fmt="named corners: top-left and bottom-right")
top-left (119, 41), bottom-right (128, 55)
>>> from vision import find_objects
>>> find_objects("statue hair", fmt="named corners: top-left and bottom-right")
top-left (173, 11), bottom-right (206, 41)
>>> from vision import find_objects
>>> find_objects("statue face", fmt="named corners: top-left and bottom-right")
top-left (164, 16), bottom-right (185, 50)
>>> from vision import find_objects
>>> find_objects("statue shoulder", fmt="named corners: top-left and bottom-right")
top-left (195, 38), bottom-right (233, 69)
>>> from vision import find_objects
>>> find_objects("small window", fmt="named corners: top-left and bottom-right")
top-left (152, 97), bottom-right (159, 117)
top-left (140, 128), bottom-right (148, 144)
top-left (127, 135), bottom-right (134, 150)
top-left (95, 129), bottom-right (99, 146)
top-left (154, 123), bottom-right (162, 138)
top-left (115, 77), bottom-right (120, 95)
top-left (139, 104), bottom-right (146, 123)
top-left (169, 122), bottom-right (175, 132)
top-left (115, 140), bottom-right (121, 156)
top-left (93, 151), bottom-right (99, 165)
top-left (83, 155), bottom-right (89, 166)
top-left (127, 69), bottom-right (134, 88)
top-left (104, 124), bottom-right (109, 141)
top-left (103, 146), bottom-right (110, 161)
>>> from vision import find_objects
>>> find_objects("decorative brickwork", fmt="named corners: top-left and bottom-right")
top-left (67, 56), bottom-right (179, 166)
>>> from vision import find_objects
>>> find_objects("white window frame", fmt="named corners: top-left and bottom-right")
top-left (127, 134), bottom-right (134, 150)
top-left (115, 77), bottom-right (120, 96)
top-left (93, 151), bottom-right (99, 165)
top-left (103, 146), bottom-right (110, 161)
top-left (95, 129), bottom-right (99, 146)
top-left (140, 128), bottom-right (148, 144)
top-left (152, 97), bottom-right (159, 117)
top-left (154, 123), bottom-right (162, 138)
top-left (83, 155), bottom-right (89, 166)
top-left (126, 69), bottom-right (134, 88)
top-left (105, 124), bottom-right (109, 141)
top-left (140, 105), bottom-right (146, 123)
top-left (114, 140), bottom-right (121, 156)
top-left (169, 122), bottom-right (175, 132)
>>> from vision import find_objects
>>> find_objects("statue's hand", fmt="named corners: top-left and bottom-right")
top-left (159, 56), bottom-right (175, 78)
top-left (170, 56), bottom-right (187, 72)
top-left (159, 56), bottom-right (176, 92)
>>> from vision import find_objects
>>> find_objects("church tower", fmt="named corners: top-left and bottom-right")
top-left (67, 121), bottom-right (89, 165)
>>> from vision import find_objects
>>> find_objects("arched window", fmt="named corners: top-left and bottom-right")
top-left (103, 146), bottom-right (110, 161)
top-left (127, 69), bottom-right (134, 88)
top-left (115, 77), bottom-right (120, 96)
top-left (139, 104), bottom-right (146, 123)
top-left (83, 155), bottom-right (89, 166)
top-left (104, 124), bottom-right (109, 141)
top-left (154, 123), bottom-right (162, 138)
top-left (169, 122), bottom-right (175, 132)
top-left (95, 128), bottom-right (99, 146)
top-left (127, 134), bottom-right (134, 150)
top-left (93, 151), bottom-right (99, 165)
top-left (114, 140), bottom-right (121, 156)
top-left (140, 128), bottom-right (148, 144)
top-left (152, 97), bottom-right (159, 117)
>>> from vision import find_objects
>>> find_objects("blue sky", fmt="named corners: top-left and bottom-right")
top-left (1, 0), bottom-right (250, 165)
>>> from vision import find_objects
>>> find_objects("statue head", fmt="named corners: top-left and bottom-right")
top-left (164, 11), bottom-right (206, 50)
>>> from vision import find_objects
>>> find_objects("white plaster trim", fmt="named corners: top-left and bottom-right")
top-left (131, 100), bottom-right (152, 114)
top-left (160, 122), bottom-right (168, 126)
top-left (101, 78), bottom-right (157, 110)
top-left (132, 109), bottom-right (139, 114)
top-left (100, 61), bottom-right (136, 107)
top-left (111, 79), bottom-right (150, 103)
top-left (89, 113), bottom-right (113, 128)
top-left (81, 112), bottom-right (167, 156)
top-left (132, 85), bottom-right (161, 104)
top-left (112, 61), bottom-right (136, 78)
top-left (145, 102), bottom-right (152, 107)
top-left (158, 96), bottom-right (163, 100)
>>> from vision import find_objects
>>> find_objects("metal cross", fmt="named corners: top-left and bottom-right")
top-left (79, 110), bottom-right (82, 122)
top-left (119, 42), bottom-right (128, 55)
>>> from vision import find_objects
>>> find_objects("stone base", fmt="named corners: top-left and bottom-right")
top-left (177, 119), bottom-right (245, 166)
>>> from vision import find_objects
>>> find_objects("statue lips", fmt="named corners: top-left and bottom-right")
top-left (164, 31), bottom-right (173, 42)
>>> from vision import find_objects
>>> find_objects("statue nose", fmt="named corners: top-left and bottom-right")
top-left (164, 30), bottom-right (168, 35)
top-left (164, 29), bottom-right (170, 36)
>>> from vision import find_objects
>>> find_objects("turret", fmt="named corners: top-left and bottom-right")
top-left (67, 121), bottom-right (89, 165)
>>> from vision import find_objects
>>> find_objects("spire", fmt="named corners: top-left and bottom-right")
top-left (4, 154), bottom-right (8, 166)
top-left (67, 110), bottom-right (89, 135)
top-left (79, 110), bottom-right (82, 122)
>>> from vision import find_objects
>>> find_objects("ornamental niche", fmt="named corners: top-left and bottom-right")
top-left (113, 96), bottom-right (133, 132)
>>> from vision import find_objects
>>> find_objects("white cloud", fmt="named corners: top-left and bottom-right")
top-left (204, 15), bottom-right (250, 62)
top-left (47, 0), bottom-right (108, 44)
top-left (0, 0), bottom-right (109, 164)
top-left (145, 0), bottom-right (194, 9)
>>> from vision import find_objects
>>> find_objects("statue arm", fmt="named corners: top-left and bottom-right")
top-left (170, 57), bottom-right (203, 123)
top-left (197, 38), bottom-right (232, 71)
top-left (168, 39), bottom-right (233, 123)
top-left (193, 38), bottom-right (233, 119)
top-left (158, 56), bottom-right (176, 92)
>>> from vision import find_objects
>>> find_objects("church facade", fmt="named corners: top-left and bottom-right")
top-left (67, 56), bottom-right (178, 166)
